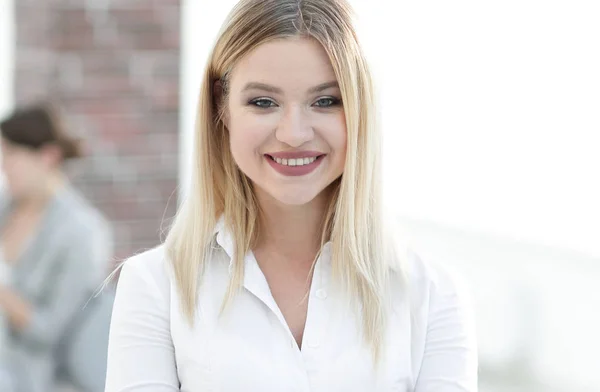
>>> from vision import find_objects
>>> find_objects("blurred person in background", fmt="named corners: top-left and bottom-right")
top-left (0, 104), bottom-right (113, 392)
top-left (105, 0), bottom-right (477, 391)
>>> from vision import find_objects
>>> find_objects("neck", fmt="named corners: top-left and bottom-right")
top-left (18, 172), bottom-right (66, 208)
top-left (255, 187), bottom-right (333, 262)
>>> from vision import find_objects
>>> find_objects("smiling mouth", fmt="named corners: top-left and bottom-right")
top-left (265, 154), bottom-right (325, 167)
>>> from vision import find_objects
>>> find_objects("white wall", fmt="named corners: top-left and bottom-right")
top-left (180, 0), bottom-right (600, 258)
top-left (179, 1), bottom-right (235, 198)
top-left (353, 0), bottom-right (600, 259)
top-left (0, 0), bottom-right (15, 119)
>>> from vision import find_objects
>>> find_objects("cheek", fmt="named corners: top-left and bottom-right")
top-left (2, 156), bottom-right (20, 178)
top-left (228, 110), bottom-right (277, 160)
top-left (9, 157), bottom-right (39, 179)
top-left (2, 159), bottom-right (31, 192)
top-left (318, 112), bottom-right (347, 160)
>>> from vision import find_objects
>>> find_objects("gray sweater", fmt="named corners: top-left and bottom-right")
top-left (0, 185), bottom-right (113, 392)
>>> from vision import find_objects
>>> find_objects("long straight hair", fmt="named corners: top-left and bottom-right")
top-left (166, 0), bottom-right (403, 361)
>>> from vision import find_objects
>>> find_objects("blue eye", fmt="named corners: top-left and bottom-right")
top-left (313, 97), bottom-right (341, 107)
top-left (249, 98), bottom-right (277, 108)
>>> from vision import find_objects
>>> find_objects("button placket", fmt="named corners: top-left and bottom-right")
top-left (306, 340), bottom-right (320, 349)
top-left (301, 248), bottom-right (332, 361)
top-left (315, 288), bottom-right (327, 299)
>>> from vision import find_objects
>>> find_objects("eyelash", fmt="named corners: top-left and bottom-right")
top-left (247, 96), bottom-right (342, 109)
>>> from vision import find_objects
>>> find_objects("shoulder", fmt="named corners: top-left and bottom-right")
top-left (55, 187), bottom-right (112, 239)
top-left (385, 220), bottom-right (469, 304)
top-left (401, 249), bottom-right (476, 354)
top-left (117, 245), bottom-right (172, 299)
top-left (390, 245), bottom-right (474, 321)
top-left (406, 249), bottom-right (468, 297)
top-left (124, 245), bottom-right (171, 277)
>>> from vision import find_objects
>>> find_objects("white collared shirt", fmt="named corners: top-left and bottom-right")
top-left (106, 224), bottom-right (477, 392)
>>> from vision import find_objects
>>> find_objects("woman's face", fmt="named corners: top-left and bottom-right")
top-left (0, 139), bottom-right (52, 198)
top-left (225, 37), bottom-right (347, 206)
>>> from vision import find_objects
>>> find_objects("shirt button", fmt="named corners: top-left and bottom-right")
top-left (307, 341), bottom-right (320, 349)
top-left (316, 289), bottom-right (327, 299)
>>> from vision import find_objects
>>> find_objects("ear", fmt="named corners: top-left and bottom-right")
top-left (213, 79), bottom-right (230, 128)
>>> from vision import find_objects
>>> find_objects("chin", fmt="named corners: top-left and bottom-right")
top-left (257, 183), bottom-right (323, 207)
top-left (271, 190), bottom-right (321, 206)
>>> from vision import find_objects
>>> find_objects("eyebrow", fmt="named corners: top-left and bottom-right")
top-left (241, 81), bottom-right (339, 95)
top-left (309, 81), bottom-right (339, 94)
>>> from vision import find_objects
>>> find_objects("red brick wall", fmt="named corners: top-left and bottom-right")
top-left (14, 0), bottom-right (181, 261)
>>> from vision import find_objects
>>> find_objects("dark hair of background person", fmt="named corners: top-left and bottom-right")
top-left (0, 103), bottom-right (84, 161)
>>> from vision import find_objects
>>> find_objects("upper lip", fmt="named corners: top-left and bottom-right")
top-left (266, 151), bottom-right (324, 159)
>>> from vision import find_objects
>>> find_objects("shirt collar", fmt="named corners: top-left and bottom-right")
top-left (213, 215), bottom-right (332, 273)
top-left (214, 215), bottom-right (234, 261)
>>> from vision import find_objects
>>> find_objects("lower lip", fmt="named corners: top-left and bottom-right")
top-left (266, 155), bottom-right (324, 176)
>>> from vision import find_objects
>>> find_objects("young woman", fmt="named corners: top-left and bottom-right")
top-left (106, 0), bottom-right (477, 390)
top-left (0, 104), bottom-right (113, 392)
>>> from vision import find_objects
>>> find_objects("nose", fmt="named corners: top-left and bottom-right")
top-left (275, 105), bottom-right (314, 147)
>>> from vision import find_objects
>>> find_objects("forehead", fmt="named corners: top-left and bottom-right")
top-left (229, 37), bottom-right (337, 92)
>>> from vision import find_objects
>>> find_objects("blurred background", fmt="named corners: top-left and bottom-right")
top-left (1, 0), bottom-right (599, 391)
top-left (0, 0), bottom-right (179, 262)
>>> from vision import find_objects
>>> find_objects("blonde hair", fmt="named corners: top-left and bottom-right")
top-left (166, 0), bottom-right (402, 361)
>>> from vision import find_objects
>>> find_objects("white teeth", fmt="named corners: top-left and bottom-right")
top-left (272, 156), bottom-right (318, 167)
